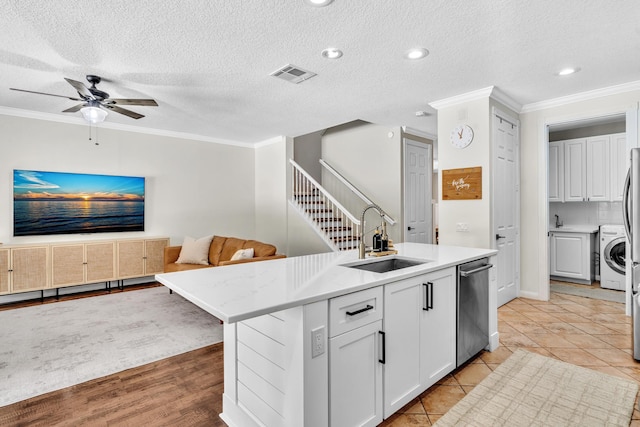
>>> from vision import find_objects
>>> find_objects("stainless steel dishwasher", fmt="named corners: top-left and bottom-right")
top-left (457, 258), bottom-right (492, 367)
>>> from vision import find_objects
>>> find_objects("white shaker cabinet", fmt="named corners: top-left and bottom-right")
top-left (585, 135), bottom-right (610, 201)
top-left (419, 267), bottom-right (456, 388)
top-left (383, 267), bottom-right (456, 417)
top-left (550, 133), bottom-right (625, 202)
top-left (549, 231), bottom-right (595, 284)
top-left (610, 133), bottom-right (628, 202)
top-left (548, 141), bottom-right (564, 202)
top-left (564, 139), bottom-right (587, 202)
top-left (329, 287), bottom-right (384, 427)
top-left (329, 320), bottom-right (383, 427)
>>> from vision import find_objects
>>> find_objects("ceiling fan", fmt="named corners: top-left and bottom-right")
top-left (10, 75), bottom-right (158, 123)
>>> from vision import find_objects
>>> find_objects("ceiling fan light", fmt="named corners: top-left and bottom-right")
top-left (81, 106), bottom-right (108, 123)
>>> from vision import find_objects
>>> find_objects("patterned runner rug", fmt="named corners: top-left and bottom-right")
top-left (435, 349), bottom-right (638, 426)
top-left (0, 286), bottom-right (223, 407)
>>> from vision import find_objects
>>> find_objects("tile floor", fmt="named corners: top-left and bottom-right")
top-left (379, 291), bottom-right (640, 426)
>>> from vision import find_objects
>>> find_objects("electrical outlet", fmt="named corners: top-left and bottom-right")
top-left (456, 222), bottom-right (469, 232)
top-left (311, 326), bottom-right (325, 358)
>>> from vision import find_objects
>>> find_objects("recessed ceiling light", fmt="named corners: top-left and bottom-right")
top-left (321, 48), bottom-right (343, 59)
top-left (304, 0), bottom-right (333, 6)
top-left (405, 47), bottom-right (429, 60)
top-left (557, 67), bottom-right (580, 76)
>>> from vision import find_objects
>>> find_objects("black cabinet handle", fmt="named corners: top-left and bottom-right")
top-left (379, 330), bottom-right (386, 364)
top-left (346, 304), bottom-right (373, 316)
top-left (423, 282), bottom-right (434, 311)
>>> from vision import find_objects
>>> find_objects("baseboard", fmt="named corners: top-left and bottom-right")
top-left (518, 289), bottom-right (544, 300)
top-left (488, 331), bottom-right (500, 351)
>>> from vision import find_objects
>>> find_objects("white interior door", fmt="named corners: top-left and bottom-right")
top-left (404, 139), bottom-right (432, 243)
top-left (493, 110), bottom-right (520, 307)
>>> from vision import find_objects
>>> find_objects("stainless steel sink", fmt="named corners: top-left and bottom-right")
top-left (342, 256), bottom-right (429, 273)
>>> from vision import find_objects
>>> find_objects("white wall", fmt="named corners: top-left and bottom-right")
top-left (293, 130), bottom-right (323, 183)
top-left (255, 137), bottom-right (288, 255)
top-left (436, 98), bottom-right (492, 248)
top-left (321, 122), bottom-right (403, 244)
top-left (519, 89), bottom-right (640, 299)
top-left (0, 114), bottom-right (256, 246)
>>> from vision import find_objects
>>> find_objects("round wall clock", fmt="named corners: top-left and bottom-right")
top-left (450, 124), bottom-right (474, 149)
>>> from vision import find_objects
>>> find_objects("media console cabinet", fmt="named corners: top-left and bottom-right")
top-left (0, 237), bottom-right (169, 297)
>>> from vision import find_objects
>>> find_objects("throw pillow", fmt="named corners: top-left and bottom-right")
top-left (230, 247), bottom-right (254, 261)
top-left (175, 235), bottom-right (214, 265)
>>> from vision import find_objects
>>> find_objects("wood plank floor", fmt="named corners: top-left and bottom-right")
top-left (0, 284), bottom-right (227, 427)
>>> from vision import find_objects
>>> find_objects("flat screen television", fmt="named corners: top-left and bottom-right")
top-left (13, 169), bottom-right (145, 236)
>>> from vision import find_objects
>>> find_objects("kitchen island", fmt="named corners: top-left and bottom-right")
top-left (156, 242), bottom-right (498, 427)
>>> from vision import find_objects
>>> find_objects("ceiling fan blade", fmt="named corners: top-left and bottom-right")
top-left (106, 98), bottom-right (158, 106)
top-left (9, 87), bottom-right (84, 101)
top-left (64, 77), bottom-right (94, 99)
top-left (62, 103), bottom-right (86, 113)
top-left (102, 104), bottom-right (144, 119)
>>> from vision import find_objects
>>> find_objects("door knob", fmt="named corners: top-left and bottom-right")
top-left (496, 234), bottom-right (506, 240)
top-left (407, 226), bottom-right (414, 231)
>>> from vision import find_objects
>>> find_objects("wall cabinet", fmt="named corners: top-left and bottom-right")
top-left (610, 133), bottom-right (627, 202)
top-left (548, 141), bottom-right (564, 202)
top-left (0, 237), bottom-right (168, 296)
top-left (549, 231), bottom-right (596, 283)
top-left (564, 139), bottom-right (587, 201)
top-left (550, 133), bottom-right (625, 202)
top-left (383, 267), bottom-right (456, 417)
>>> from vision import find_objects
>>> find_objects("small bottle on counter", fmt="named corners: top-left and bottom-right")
top-left (372, 228), bottom-right (381, 252)
top-left (381, 222), bottom-right (389, 252)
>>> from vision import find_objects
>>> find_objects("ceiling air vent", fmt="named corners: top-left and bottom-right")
top-left (270, 64), bottom-right (317, 84)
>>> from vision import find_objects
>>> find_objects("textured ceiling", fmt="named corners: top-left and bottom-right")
top-left (1, 0), bottom-right (639, 144)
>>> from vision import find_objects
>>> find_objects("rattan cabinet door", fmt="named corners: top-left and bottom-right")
top-left (11, 246), bottom-right (49, 292)
top-left (86, 241), bottom-right (116, 283)
top-left (0, 248), bottom-right (9, 294)
top-left (144, 238), bottom-right (169, 275)
top-left (117, 240), bottom-right (145, 279)
top-left (51, 244), bottom-right (85, 287)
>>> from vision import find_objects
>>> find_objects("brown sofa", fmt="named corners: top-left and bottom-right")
top-left (164, 235), bottom-right (285, 273)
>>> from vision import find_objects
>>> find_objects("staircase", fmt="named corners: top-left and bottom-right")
top-left (290, 160), bottom-right (361, 251)
top-left (292, 190), bottom-right (360, 250)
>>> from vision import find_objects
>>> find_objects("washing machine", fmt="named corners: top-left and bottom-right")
top-left (600, 224), bottom-right (626, 290)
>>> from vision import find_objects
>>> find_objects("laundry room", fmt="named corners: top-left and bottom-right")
top-left (548, 115), bottom-right (627, 297)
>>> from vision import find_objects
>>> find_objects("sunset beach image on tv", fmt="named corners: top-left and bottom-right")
top-left (14, 170), bottom-right (145, 236)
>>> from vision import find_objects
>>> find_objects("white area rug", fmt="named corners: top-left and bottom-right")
top-left (0, 286), bottom-right (223, 407)
top-left (435, 349), bottom-right (638, 426)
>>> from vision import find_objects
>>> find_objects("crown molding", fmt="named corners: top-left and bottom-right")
top-left (254, 136), bottom-right (286, 148)
top-left (0, 106), bottom-right (255, 148)
top-left (521, 80), bottom-right (640, 113)
top-left (401, 126), bottom-right (437, 141)
top-left (489, 87), bottom-right (522, 113)
top-left (429, 86), bottom-right (523, 114)
top-left (429, 86), bottom-right (495, 110)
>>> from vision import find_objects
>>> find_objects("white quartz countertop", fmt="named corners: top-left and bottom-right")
top-left (548, 224), bottom-right (599, 233)
top-left (155, 243), bottom-right (496, 323)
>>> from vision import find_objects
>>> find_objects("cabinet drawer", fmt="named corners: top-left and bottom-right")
top-left (329, 287), bottom-right (383, 337)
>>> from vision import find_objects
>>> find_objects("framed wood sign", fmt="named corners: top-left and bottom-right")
top-left (442, 167), bottom-right (482, 200)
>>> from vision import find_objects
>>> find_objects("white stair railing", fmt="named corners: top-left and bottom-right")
top-left (319, 159), bottom-right (396, 225)
top-left (290, 159), bottom-right (361, 251)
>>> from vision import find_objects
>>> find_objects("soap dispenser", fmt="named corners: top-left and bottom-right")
top-left (381, 222), bottom-right (389, 252)
top-left (372, 228), bottom-right (381, 252)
